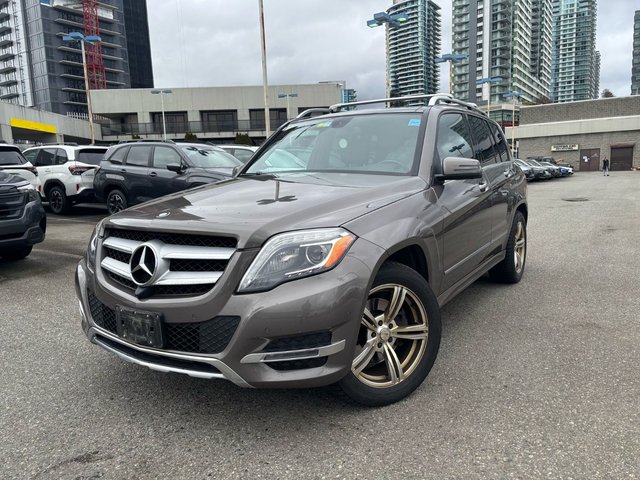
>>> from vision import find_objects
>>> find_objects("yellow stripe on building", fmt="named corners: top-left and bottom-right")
top-left (10, 118), bottom-right (57, 134)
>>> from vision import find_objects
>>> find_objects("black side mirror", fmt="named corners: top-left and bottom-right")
top-left (434, 157), bottom-right (482, 183)
top-left (166, 164), bottom-right (184, 173)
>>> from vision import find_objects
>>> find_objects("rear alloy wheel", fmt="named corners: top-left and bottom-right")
top-left (339, 262), bottom-right (441, 407)
top-left (1, 245), bottom-right (33, 260)
top-left (106, 189), bottom-right (128, 215)
top-left (47, 186), bottom-right (69, 215)
top-left (490, 211), bottom-right (527, 284)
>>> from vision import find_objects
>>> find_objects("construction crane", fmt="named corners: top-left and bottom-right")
top-left (81, 0), bottom-right (106, 89)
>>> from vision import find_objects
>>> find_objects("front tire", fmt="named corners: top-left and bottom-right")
top-left (106, 189), bottom-right (128, 215)
top-left (47, 186), bottom-right (69, 215)
top-left (490, 211), bottom-right (527, 284)
top-left (1, 245), bottom-right (33, 260)
top-left (339, 262), bottom-right (441, 407)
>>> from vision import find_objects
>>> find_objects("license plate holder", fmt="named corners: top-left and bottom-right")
top-left (115, 306), bottom-right (164, 348)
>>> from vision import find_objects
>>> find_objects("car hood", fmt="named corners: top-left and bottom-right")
top-left (106, 172), bottom-right (426, 249)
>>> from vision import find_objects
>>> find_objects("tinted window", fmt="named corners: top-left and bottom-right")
top-left (23, 150), bottom-right (38, 163)
top-left (56, 149), bottom-right (68, 165)
top-left (489, 123), bottom-right (510, 162)
top-left (108, 146), bottom-right (128, 165)
top-left (76, 149), bottom-right (107, 166)
top-left (153, 146), bottom-right (182, 169)
top-left (0, 149), bottom-right (27, 165)
top-left (436, 113), bottom-right (474, 161)
top-left (34, 148), bottom-right (56, 167)
top-left (468, 115), bottom-right (498, 165)
top-left (125, 146), bottom-right (151, 167)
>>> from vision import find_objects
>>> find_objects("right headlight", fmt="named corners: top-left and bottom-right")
top-left (238, 228), bottom-right (356, 293)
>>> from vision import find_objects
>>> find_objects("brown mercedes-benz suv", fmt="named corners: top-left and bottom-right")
top-left (76, 94), bottom-right (528, 406)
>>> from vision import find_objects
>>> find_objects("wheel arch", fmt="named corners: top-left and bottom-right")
top-left (103, 182), bottom-right (130, 201)
top-left (43, 179), bottom-right (66, 197)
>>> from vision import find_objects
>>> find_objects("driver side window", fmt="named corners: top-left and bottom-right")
top-left (436, 113), bottom-right (474, 163)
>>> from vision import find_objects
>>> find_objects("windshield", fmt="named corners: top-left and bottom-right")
top-left (527, 159), bottom-right (542, 167)
top-left (0, 150), bottom-right (26, 166)
top-left (245, 113), bottom-right (422, 176)
top-left (515, 159), bottom-right (529, 168)
top-left (180, 146), bottom-right (242, 168)
top-left (77, 149), bottom-right (107, 165)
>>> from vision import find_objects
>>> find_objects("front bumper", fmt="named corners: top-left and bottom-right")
top-left (75, 238), bottom-right (383, 388)
top-left (0, 200), bottom-right (46, 248)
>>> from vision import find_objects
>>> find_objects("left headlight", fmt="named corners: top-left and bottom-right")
top-left (18, 183), bottom-right (39, 203)
top-left (238, 228), bottom-right (356, 293)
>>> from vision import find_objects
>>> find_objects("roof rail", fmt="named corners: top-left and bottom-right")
top-left (295, 108), bottom-right (332, 120)
top-left (116, 139), bottom-right (176, 144)
top-left (41, 142), bottom-right (79, 147)
top-left (328, 93), bottom-right (482, 114)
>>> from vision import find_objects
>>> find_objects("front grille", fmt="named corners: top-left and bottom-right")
top-left (263, 331), bottom-right (332, 352)
top-left (87, 290), bottom-right (239, 354)
top-left (107, 228), bottom-right (236, 249)
top-left (100, 228), bottom-right (236, 299)
top-left (0, 191), bottom-right (25, 220)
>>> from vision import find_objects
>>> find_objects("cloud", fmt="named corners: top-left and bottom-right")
top-left (148, 0), bottom-right (636, 100)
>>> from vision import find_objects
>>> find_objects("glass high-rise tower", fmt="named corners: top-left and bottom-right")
top-left (451, 0), bottom-right (553, 105)
top-left (386, 0), bottom-right (441, 98)
top-left (550, 0), bottom-right (599, 102)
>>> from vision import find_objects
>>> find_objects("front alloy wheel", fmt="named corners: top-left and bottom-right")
top-left (339, 262), bottom-right (441, 406)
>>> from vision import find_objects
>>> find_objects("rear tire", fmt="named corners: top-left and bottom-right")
top-left (1, 245), bottom-right (33, 260)
top-left (338, 262), bottom-right (441, 407)
top-left (106, 189), bottom-right (128, 215)
top-left (47, 185), bottom-right (69, 215)
top-left (490, 211), bottom-right (527, 284)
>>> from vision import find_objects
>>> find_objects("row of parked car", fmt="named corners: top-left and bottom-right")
top-left (0, 141), bottom-right (258, 216)
top-left (514, 158), bottom-right (574, 181)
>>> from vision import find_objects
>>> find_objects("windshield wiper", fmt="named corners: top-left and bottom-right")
top-left (240, 172), bottom-right (278, 179)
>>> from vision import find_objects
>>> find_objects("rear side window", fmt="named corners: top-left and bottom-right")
top-left (56, 149), bottom-right (68, 165)
top-left (34, 148), bottom-right (57, 167)
top-left (468, 115), bottom-right (499, 165)
top-left (489, 123), bottom-right (510, 162)
top-left (0, 149), bottom-right (27, 165)
top-left (436, 113), bottom-right (474, 161)
top-left (77, 149), bottom-right (107, 165)
top-left (23, 150), bottom-right (37, 163)
top-left (125, 146), bottom-right (152, 167)
top-left (232, 148), bottom-right (253, 163)
top-left (108, 146), bottom-right (128, 165)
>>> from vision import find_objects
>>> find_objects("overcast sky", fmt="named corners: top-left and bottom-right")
top-left (148, 0), bottom-right (637, 100)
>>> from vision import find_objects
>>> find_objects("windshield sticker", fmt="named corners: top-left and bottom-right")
top-left (338, 138), bottom-right (348, 149)
top-left (315, 121), bottom-right (332, 128)
top-left (408, 118), bottom-right (421, 127)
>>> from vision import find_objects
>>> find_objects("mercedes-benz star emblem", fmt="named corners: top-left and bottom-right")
top-left (130, 245), bottom-right (157, 285)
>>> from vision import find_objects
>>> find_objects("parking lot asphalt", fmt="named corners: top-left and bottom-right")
top-left (1, 173), bottom-right (639, 479)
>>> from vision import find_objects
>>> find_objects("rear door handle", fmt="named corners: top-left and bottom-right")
top-left (120, 169), bottom-right (126, 173)
top-left (149, 171), bottom-right (157, 177)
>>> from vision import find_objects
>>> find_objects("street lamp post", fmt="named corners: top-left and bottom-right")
top-left (62, 32), bottom-right (101, 144)
top-left (150, 89), bottom-right (173, 140)
top-left (435, 53), bottom-right (468, 95)
top-left (367, 11), bottom-right (408, 98)
top-left (278, 93), bottom-right (298, 120)
top-left (258, 0), bottom-right (271, 137)
top-left (475, 76), bottom-right (504, 118)
top-left (504, 91), bottom-right (524, 157)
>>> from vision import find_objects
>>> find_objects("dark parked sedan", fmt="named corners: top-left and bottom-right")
top-left (94, 141), bottom-right (241, 214)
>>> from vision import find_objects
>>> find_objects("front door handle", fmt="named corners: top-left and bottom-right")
top-left (120, 169), bottom-right (126, 173)
top-left (149, 171), bottom-right (157, 177)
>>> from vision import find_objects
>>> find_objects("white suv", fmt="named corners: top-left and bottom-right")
top-left (0, 144), bottom-right (41, 193)
top-left (23, 144), bottom-right (108, 214)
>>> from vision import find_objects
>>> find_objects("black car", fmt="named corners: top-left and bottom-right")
top-left (0, 171), bottom-right (46, 260)
top-left (93, 141), bottom-right (241, 214)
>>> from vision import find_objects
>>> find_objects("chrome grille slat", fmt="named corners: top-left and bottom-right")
top-left (100, 228), bottom-right (235, 297)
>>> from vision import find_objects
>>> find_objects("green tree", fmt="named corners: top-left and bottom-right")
top-left (601, 89), bottom-right (615, 98)
top-left (234, 133), bottom-right (254, 146)
top-left (184, 132), bottom-right (198, 141)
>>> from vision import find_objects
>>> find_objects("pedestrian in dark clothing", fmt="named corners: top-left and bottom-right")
top-left (603, 158), bottom-right (610, 176)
